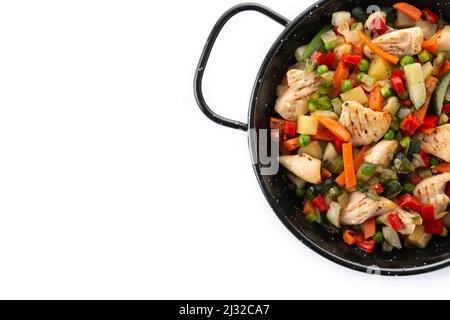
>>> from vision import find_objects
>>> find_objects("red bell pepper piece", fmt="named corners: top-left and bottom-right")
top-left (401, 99), bottom-right (412, 108)
top-left (313, 194), bottom-right (329, 213)
top-left (391, 76), bottom-right (405, 95)
top-left (342, 54), bottom-right (362, 66)
top-left (419, 149), bottom-right (431, 167)
top-left (422, 8), bottom-right (439, 24)
top-left (410, 173), bottom-right (422, 185)
top-left (373, 183), bottom-right (383, 194)
top-left (371, 16), bottom-right (388, 35)
top-left (401, 113), bottom-right (422, 136)
top-left (388, 213), bottom-right (405, 231)
top-left (443, 103), bottom-right (450, 115)
top-left (421, 115), bottom-right (439, 129)
top-left (391, 69), bottom-right (405, 80)
top-left (354, 233), bottom-right (376, 253)
top-left (333, 137), bottom-right (343, 154)
top-left (322, 51), bottom-right (336, 69)
top-left (424, 219), bottom-right (443, 234)
top-left (311, 51), bottom-right (323, 64)
top-left (397, 194), bottom-right (422, 212)
top-left (421, 204), bottom-right (436, 222)
top-left (284, 121), bottom-right (297, 138)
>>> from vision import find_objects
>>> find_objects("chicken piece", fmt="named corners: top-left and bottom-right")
top-left (378, 207), bottom-right (419, 235)
top-left (278, 153), bottom-right (322, 184)
top-left (414, 173), bottom-right (450, 214)
top-left (338, 101), bottom-right (391, 146)
top-left (275, 69), bottom-right (321, 121)
top-left (363, 27), bottom-right (424, 59)
top-left (364, 140), bottom-right (399, 168)
top-left (417, 124), bottom-right (450, 163)
top-left (340, 192), bottom-right (397, 225)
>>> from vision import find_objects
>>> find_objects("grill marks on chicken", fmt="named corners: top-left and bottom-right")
top-left (339, 101), bottom-right (391, 146)
top-left (414, 173), bottom-right (450, 215)
top-left (363, 27), bottom-right (424, 58)
top-left (418, 124), bottom-right (450, 163)
top-left (275, 69), bottom-right (321, 121)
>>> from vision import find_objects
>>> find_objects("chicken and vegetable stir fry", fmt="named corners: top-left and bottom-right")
top-left (272, 3), bottom-right (450, 253)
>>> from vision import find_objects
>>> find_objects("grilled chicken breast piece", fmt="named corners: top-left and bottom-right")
top-left (414, 173), bottom-right (450, 214)
top-left (338, 101), bottom-right (391, 146)
top-left (364, 140), bottom-right (399, 168)
top-left (417, 124), bottom-right (450, 162)
top-left (278, 153), bottom-right (322, 184)
top-left (363, 27), bottom-right (423, 59)
top-left (340, 192), bottom-right (397, 225)
top-left (275, 69), bottom-right (321, 121)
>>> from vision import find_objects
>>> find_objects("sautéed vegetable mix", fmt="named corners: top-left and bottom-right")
top-left (273, 3), bottom-right (450, 253)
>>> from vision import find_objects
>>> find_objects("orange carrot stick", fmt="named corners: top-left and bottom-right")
top-left (357, 31), bottom-right (399, 64)
top-left (432, 163), bottom-right (450, 174)
top-left (335, 145), bottom-right (370, 187)
top-left (393, 2), bottom-right (422, 21)
top-left (363, 218), bottom-right (376, 239)
top-left (311, 127), bottom-right (336, 141)
top-left (332, 60), bottom-right (349, 97)
top-left (342, 143), bottom-right (357, 191)
top-left (316, 116), bottom-right (351, 142)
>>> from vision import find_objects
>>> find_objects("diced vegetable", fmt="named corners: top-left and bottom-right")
top-left (351, 6), bottom-right (367, 22)
top-left (421, 61), bottom-right (434, 80)
top-left (279, 154), bottom-right (322, 184)
top-left (382, 226), bottom-right (402, 249)
top-left (396, 10), bottom-right (416, 27)
top-left (331, 97), bottom-right (343, 116)
top-left (323, 143), bottom-right (338, 162)
top-left (438, 60), bottom-right (450, 78)
top-left (388, 213), bottom-right (405, 231)
top-left (369, 83), bottom-right (383, 111)
top-left (397, 194), bottom-right (422, 212)
top-left (381, 180), bottom-right (403, 199)
top-left (404, 63), bottom-right (426, 109)
top-left (424, 219), bottom-right (443, 234)
top-left (331, 11), bottom-right (351, 27)
top-left (335, 145), bottom-right (369, 187)
top-left (422, 8), bottom-right (439, 24)
top-left (299, 134), bottom-right (311, 147)
top-left (333, 44), bottom-right (352, 61)
top-left (303, 199), bottom-right (315, 215)
top-left (363, 217), bottom-right (376, 239)
top-left (432, 71), bottom-right (450, 115)
top-left (342, 143), bottom-right (356, 191)
top-left (332, 60), bottom-right (350, 97)
top-left (303, 25), bottom-right (332, 60)
top-left (324, 156), bottom-right (344, 174)
top-left (414, 76), bottom-right (438, 122)
top-left (415, 19), bottom-right (438, 40)
top-left (317, 116), bottom-right (350, 142)
top-left (297, 115), bottom-right (319, 135)
top-left (400, 113), bottom-right (421, 136)
top-left (368, 58), bottom-right (392, 81)
top-left (406, 225), bottom-right (432, 248)
top-left (313, 193), bottom-right (329, 212)
top-left (326, 202), bottom-right (341, 228)
top-left (295, 45), bottom-right (307, 62)
top-left (383, 96), bottom-right (400, 115)
top-left (340, 86), bottom-right (369, 104)
top-left (311, 127), bottom-right (336, 141)
top-left (298, 140), bottom-right (323, 159)
top-left (393, 2), bottom-right (422, 21)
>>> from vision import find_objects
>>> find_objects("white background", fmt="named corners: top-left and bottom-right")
top-left (0, 0), bottom-right (448, 299)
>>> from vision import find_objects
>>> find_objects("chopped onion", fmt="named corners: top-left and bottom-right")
top-left (326, 202), bottom-right (341, 228)
top-left (321, 30), bottom-right (338, 46)
top-left (332, 11), bottom-right (351, 27)
top-left (382, 226), bottom-right (402, 249)
top-left (415, 19), bottom-right (437, 40)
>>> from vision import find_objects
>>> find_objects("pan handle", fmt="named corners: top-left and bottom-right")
top-left (194, 3), bottom-right (290, 131)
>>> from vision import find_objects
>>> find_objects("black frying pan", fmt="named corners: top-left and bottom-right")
top-left (194, 0), bottom-right (450, 275)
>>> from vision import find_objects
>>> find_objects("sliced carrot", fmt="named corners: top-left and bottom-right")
top-left (357, 31), bottom-right (399, 64)
top-left (414, 76), bottom-right (439, 123)
top-left (352, 40), bottom-right (364, 56)
top-left (369, 83), bottom-right (383, 111)
top-left (311, 127), bottom-right (336, 141)
top-left (335, 145), bottom-right (370, 187)
top-left (342, 143), bottom-right (357, 191)
top-left (303, 199), bottom-right (315, 215)
top-left (363, 218), bottom-right (376, 239)
top-left (343, 230), bottom-right (357, 245)
top-left (432, 163), bottom-right (450, 174)
top-left (422, 37), bottom-right (438, 53)
top-left (332, 60), bottom-right (349, 97)
top-left (321, 167), bottom-right (332, 180)
top-left (393, 2), bottom-right (422, 21)
top-left (316, 116), bottom-right (350, 142)
top-left (438, 60), bottom-right (450, 78)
